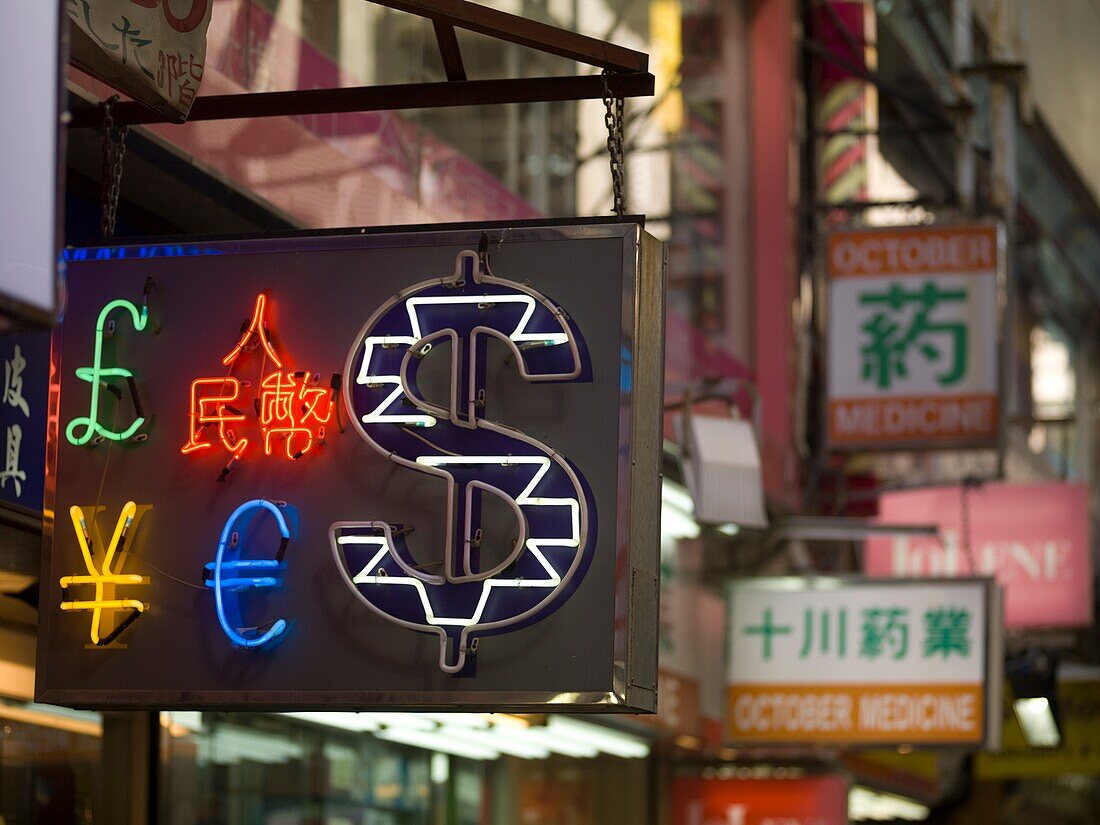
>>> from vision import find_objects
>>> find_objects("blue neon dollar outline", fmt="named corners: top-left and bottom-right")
top-left (66, 298), bottom-right (149, 446)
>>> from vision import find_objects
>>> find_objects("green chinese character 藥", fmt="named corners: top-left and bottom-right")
top-left (860, 607), bottom-right (909, 660)
top-left (858, 281), bottom-right (968, 390)
top-left (923, 606), bottom-right (971, 658)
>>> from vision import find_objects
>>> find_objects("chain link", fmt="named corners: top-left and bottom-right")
top-left (601, 70), bottom-right (626, 218)
top-left (100, 96), bottom-right (130, 240)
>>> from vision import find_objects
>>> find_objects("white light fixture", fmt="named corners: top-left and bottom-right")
top-left (198, 726), bottom-right (305, 767)
top-left (430, 752), bottom-right (449, 784)
top-left (376, 726), bottom-right (499, 761)
top-left (359, 712), bottom-right (437, 731)
top-left (514, 726), bottom-right (598, 758)
top-left (453, 726), bottom-right (550, 759)
top-left (1013, 697), bottom-right (1061, 748)
top-left (662, 479), bottom-right (700, 540)
top-left (545, 716), bottom-right (650, 758)
top-left (849, 786), bottom-right (930, 821)
top-left (1008, 651), bottom-right (1062, 748)
top-left (418, 712), bottom-right (492, 729)
top-left (281, 711), bottom-right (382, 732)
top-left (678, 411), bottom-right (768, 530)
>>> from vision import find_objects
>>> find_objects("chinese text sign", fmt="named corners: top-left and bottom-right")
top-left (866, 482), bottom-right (1092, 629)
top-left (0, 332), bottom-right (49, 511)
top-left (67, 0), bottom-right (212, 120)
top-left (826, 225), bottom-right (1001, 449)
top-left (727, 578), bottom-right (999, 746)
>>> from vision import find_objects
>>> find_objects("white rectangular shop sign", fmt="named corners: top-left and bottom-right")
top-left (727, 578), bottom-right (1002, 747)
top-left (826, 224), bottom-right (1002, 449)
top-left (67, 0), bottom-right (212, 120)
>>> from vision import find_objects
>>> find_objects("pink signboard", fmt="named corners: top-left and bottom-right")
top-left (865, 482), bottom-right (1093, 629)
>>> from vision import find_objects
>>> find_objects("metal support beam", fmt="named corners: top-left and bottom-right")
top-left (68, 73), bottom-right (655, 128)
top-left (770, 516), bottom-right (940, 542)
top-left (370, 0), bottom-right (648, 72)
top-left (432, 20), bottom-right (467, 81)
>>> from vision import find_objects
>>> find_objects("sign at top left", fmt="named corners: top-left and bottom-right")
top-left (67, 0), bottom-right (212, 121)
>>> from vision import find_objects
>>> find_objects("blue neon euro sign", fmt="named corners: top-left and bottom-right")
top-left (331, 249), bottom-right (596, 674)
top-left (204, 499), bottom-right (292, 648)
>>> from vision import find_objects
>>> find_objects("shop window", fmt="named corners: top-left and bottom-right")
top-left (160, 712), bottom-right (436, 824)
top-left (0, 698), bottom-right (103, 825)
top-left (1028, 325), bottom-right (1077, 476)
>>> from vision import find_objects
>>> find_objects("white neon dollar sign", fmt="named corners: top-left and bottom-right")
top-left (331, 249), bottom-right (595, 674)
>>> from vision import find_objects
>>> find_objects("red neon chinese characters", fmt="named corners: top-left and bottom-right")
top-left (181, 377), bottom-right (247, 456)
top-left (183, 293), bottom-right (333, 463)
top-left (259, 372), bottom-right (333, 459)
top-left (222, 293), bottom-right (282, 369)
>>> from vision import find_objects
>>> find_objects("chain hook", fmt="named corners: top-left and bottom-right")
top-left (600, 69), bottom-right (626, 218)
top-left (100, 95), bottom-right (130, 240)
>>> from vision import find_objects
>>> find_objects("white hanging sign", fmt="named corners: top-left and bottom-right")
top-left (67, 0), bottom-right (212, 120)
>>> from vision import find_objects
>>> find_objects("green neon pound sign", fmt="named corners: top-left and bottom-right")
top-left (66, 299), bottom-right (150, 446)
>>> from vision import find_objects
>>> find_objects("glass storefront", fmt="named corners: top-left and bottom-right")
top-left (0, 687), bottom-right (654, 825)
top-left (160, 710), bottom-right (654, 824)
top-left (0, 698), bottom-right (102, 825)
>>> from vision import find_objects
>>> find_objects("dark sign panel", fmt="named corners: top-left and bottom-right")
top-left (36, 221), bottom-right (664, 711)
top-left (0, 330), bottom-right (50, 512)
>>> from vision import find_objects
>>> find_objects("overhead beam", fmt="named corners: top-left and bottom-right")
top-left (433, 20), bottom-right (467, 81)
top-left (68, 73), bottom-right (655, 128)
top-left (369, 0), bottom-right (647, 72)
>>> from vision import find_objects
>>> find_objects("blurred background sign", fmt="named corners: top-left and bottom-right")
top-left (727, 577), bottom-right (1001, 747)
top-left (826, 224), bottom-right (1002, 450)
top-left (866, 482), bottom-right (1093, 629)
top-left (672, 775), bottom-right (849, 825)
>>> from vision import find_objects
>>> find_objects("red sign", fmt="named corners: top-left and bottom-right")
top-left (866, 482), bottom-right (1092, 628)
top-left (672, 776), bottom-right (848, 825)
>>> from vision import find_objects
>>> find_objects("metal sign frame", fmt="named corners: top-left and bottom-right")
top-left (67, 0), bottom-right (654, 129)
top-left (35, 217), bottom-right (664, 712)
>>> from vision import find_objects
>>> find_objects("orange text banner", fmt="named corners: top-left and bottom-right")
top-left (728, 684), bottom-right (984, 744)
top-left (828, 226), bottom-right (999, 278)
top-left (829, 395), bottom-right (998, 445)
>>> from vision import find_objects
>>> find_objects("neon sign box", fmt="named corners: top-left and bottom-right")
top-left (36, 220), bottom-right (664, 712)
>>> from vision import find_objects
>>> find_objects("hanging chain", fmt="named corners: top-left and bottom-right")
top-left (100, 96), bottom-right (130, 240)
top-left (601, 69), bottom-right (626, 217)
top-left (959, 479), bottom-right (977, 574)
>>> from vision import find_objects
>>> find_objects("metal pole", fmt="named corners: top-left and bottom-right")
top-left (952, 0), bottom-right (976, 213)
top-left (988, 0), bottom-right (1018, 479)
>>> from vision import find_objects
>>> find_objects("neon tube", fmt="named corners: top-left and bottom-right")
top-left (206, 499), bottom-right (292, 648)
top-left (59, 501), bottom-right (149, 645)
top-left (222, 293), bottom-right (283, 368)
top-left (332, 249), bottom-right (595, 674)
top-left (66, 299), bottom-right (150, 446)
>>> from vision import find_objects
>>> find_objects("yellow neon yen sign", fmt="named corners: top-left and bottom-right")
top-left (60, 501), bottom-right (151, 646)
